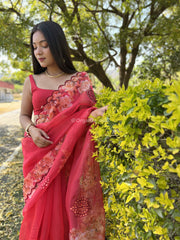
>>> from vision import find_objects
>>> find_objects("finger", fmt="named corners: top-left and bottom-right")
top-left (37, 140), bottom-right (52, 148)
top-left (41, 142), bottom-right (52, 148)
top-left (100, 106), bottom-right (108, 115)
top-left (37, 136), bottom-right (53, 146)
top-left (87, 117), bottom-right (94, 124)
top-left (40, 130), bottom-right (51, 139)
top-left (41, 138), bottom-right (53, 145)
top-left (102, 106), bottom-right (108, 111)
top-left (99, 106), bottom-right (108, 113)
top-left (40, 131), bottom-right (53, 144)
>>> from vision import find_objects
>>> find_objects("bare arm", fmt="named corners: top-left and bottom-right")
top-left (19, 76), bottom-right (53, 148)
top-left (19, 76), bottom-right (34, 129)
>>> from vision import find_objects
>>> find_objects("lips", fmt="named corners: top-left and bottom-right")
top-left (38, 58), bottom-right (45, 62)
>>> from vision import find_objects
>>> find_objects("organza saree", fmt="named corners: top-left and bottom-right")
top-left (19, 72), bottom-right (105, 240)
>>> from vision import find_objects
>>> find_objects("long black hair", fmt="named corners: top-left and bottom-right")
top-left (30, 21), bottom-right (77, 74)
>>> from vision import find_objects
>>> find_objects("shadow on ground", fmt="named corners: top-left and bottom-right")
top-left (0, 126), bottom-right (23, 166)
top-left (0, 124), bottom-right (24, 240)
top-left (0, 150), bottom-right (24, 240)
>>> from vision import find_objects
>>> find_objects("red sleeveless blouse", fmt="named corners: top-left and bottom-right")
top-left (29, 75), bottom-right (56, 115)
top-left (29, 72), bottom-right (95, 118)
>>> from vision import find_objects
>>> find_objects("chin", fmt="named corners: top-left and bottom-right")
top-left (39, 63), bottom-right (47, 68)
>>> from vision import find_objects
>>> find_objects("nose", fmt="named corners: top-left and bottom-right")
top-left (35, 46), bottom-right (42, 55)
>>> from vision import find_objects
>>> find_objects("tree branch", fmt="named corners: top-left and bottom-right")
top-left (82, 1), bottom-right (123, 18)
top-left (81, 3), bottom-right (119, 68)
top-left (0, 7), bottom-right (21, 17)
top-left (109, 2), bottom-right (124, 18)
top-left (144, 0), bottom-right (177, 36)
top-left (128, 11), bottom-right (135, 26)
top-left (107, 49), bottom-right (119, 68)
top-left (71, 35), bottom-right (114, 89)
top-left (54, 0), bottom-right (70, 19)
top-left (71, 0), bottom-right (79, 20)
top-left (97, 50), bottom-right (118, 65)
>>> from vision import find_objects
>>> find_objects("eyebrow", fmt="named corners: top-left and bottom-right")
top-left (33, 40), bottom-right (47, 44)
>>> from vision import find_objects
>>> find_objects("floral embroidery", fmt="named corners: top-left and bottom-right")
top-left (70, 197), bottom-right (90, 217)
top-left (69, 141), bottom-right (105, 239)
top-left (87, 89), bottom-right (96, 103)
top-left (78, 79), bottom-right (91, 93)
top-left (41, 177), bottom-right (50, 190)
top-left (36, 72), bottom-right (92, 124)
top-left (23, 140), bottom-right (63, 202)
top-left (70, 228), bottom-right (105, 240)
top-left (62, 80), bottom-right (76, 92)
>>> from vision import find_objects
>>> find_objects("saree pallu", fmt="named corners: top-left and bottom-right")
top-left (19, 80), bottom-right (105, 240)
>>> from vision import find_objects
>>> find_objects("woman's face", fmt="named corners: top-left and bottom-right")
top-left (32, 30), bottom-right (56, 68)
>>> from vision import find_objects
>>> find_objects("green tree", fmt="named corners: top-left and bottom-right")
top-left (133, 46), bottom-right (180, 81)
top-left (0, 0), bottom-right (179, 88)
top-left (134, 5), bottom-right (180, 81)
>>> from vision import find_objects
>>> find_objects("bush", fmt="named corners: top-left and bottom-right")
top-left (91, 79), bottom-right (180, 240)
top-left (13, 84), bottom-right (23, 94)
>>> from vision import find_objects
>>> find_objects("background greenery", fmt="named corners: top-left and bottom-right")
top-left (92, 79), bottom-right (180, 239)
top-left (0, 0), bottom-right (179, 89)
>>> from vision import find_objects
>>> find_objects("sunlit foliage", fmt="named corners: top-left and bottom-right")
top-left (92, 78), bottom-right (180, 239)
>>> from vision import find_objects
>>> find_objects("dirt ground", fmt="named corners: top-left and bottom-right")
top-left (0, 103), bottom-right (24, 239)
top-left (0, 101), bottom-right (21, 114)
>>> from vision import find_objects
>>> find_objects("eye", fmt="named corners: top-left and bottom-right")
top-left (42, 44), bottom-right (48, 48)
top-left (33, 45), bottom-right (37, 50)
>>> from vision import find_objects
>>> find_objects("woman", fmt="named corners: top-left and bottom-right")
top-left (19, 21), bottom-right (106, 240)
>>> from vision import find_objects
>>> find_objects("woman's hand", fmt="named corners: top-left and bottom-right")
top-left (29, 126), bottom-right (53, 148)
top-left (88, 106), bottom-right (108, 123)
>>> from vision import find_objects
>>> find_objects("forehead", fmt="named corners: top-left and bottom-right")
top-left (32, 30), bottom-right (46, 43)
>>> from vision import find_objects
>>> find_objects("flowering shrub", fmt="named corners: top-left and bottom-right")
top-left (91, 79), bottom-right (180, 240)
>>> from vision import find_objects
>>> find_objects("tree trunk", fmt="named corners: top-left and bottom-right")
top-left (119, 13), bottom-right (129, 88)
top-left (119, 45), bottom-right (127, 88)
top-left (88, 61), bottom-right (115, 90)
top-left (70, 43), bottom-right (114, 90)
top-left (124, 44), bottom-right (140, 89)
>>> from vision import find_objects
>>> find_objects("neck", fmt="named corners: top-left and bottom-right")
top-left (46, 67), bottom-right (64, 76)
top-left (45, 70), bottom-right (65, 78)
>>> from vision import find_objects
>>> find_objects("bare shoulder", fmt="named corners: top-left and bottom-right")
top-left (21, 76), bottom-right (31, 96)
top-left (24, 75), bottom-right (30, 83)
top-left (23, 75), bottom-right (31, 88)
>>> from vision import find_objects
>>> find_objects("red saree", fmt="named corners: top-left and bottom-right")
top-left (19, 72), bottom-right (105, 240)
